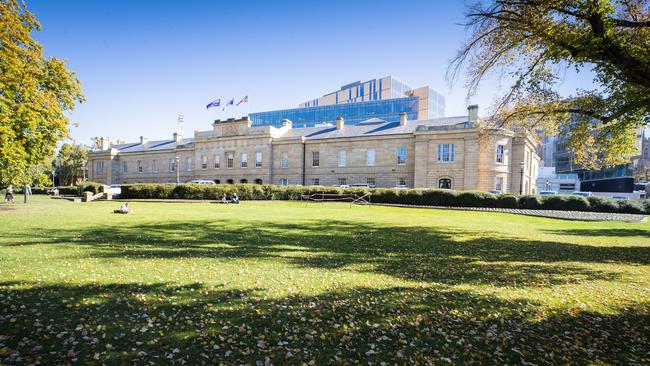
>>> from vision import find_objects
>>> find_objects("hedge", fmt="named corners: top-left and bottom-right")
top-left (117, 183), bottom-right (650, 215)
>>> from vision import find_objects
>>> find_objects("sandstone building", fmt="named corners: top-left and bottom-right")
top-left (87, 106), bottom-right (540, 193)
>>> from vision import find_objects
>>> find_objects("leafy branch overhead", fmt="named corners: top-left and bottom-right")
top-left (450, 0), bottom-right (650, 168)
top-left (0, 0), bottom-right (84, 185)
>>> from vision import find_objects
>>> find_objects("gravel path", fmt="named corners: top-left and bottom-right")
top-left (372, 203), bottom-right (647, 222)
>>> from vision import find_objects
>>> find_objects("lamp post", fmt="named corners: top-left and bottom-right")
top-left (519, 161), bottom-right (525, 194)
top-left (175, 156), bottom-right (180, 185)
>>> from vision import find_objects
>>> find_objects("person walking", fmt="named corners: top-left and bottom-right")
top-left (4, 184), bottom-right (15, 203)
top-left (23, 183), bottom-right (32, 204)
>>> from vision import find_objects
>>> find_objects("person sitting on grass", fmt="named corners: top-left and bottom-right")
top-left (231, 193), bottom-right (239, 204)
top-left (113, 202), bottom-right (129, 214)
top-left (221, 194), bottom-right (228, 204)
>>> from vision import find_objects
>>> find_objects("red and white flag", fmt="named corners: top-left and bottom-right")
top-left (236, 95), bottom-right (248, 106)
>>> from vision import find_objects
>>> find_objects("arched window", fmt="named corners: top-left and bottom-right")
top-left (438, 178), bottom-right (452, 189)
top-left (226, 179), bottom-right (234, 184)
top-left (254, 178), bottom-right (263, 184)
top-left (214, 179), bottom-right (220, 184)
top-left (240, 179), bottom-right (248, 184)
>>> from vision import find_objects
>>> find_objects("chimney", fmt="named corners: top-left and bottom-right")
top-left (399, 112), bottom-right (407, 126)
top-left (336, 117), bottom-right (345, 130)
top-left (468, 105), bottom-right (479, 123)
top-left (140, 136), bottom-right (148, 144)
top-left (281, 119), bottom-right (292, 129)
top-left (173, 132), bottom-right (182, 142)
top-left (99, 137), bottom-right (110, 150)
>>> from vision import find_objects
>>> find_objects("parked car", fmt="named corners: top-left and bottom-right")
top-left (351, 183), bottom-right (374, 189)
top-left (108, 184), bottom-right (122, 195)
top-left (538, 190), bottom-right (557, 195)
top-left (488, 190), bottom-right (502, 195)
top-left (571, 191), bottom-right (592, 197)
top-left (188, 180), bottom-right (216, 185)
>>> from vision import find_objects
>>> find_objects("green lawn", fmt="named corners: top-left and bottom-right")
top-left (1, 196), bottom-right (649, 364)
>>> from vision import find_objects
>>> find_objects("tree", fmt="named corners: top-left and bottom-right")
top-left (450, 0), bottom-right (650, 169)
top-left (55, 142), bottom-right (88, 186)
top-left (0, 0), bottom-right (84, 185)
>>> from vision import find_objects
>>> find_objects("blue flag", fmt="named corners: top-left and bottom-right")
top-left (206, 99), bottom-right (221, 109)
top-left (222, 98), bottom-right (234, 111)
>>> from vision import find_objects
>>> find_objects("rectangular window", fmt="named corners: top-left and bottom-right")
top-left (338, 150), bottom-right (346, 167)
top-left (137, 160), bottom-right (143, 173)
top-left (437, 144), bottom-right (455, 162)
top-left (152, 159), bottom-right (158, 173)
top-left (396, 177), bottom-right (406, 186)
top-left (312, 151), bottom-right (320, 167)
top-left (201, 155), bottom-right (207, 169)
top-left (311, 178), bottom-right (320, 186)
top-left (280, 178), bottom-right (288, 186)
top-left (337, 177), bottom-right (347, 186)
top-left (186, 157), bottom-right (192, 171)
top-left (122, 161), bottom-right (128, 173)
top-left (367, 148), bottom-right (376, 166)
top-left (214, 155), bottom-right (220, 169)
top-left (495, 176), bottom-right (504, 192)
top-left (255, 152), bottom-right (262, 168)
top-left (396, 147), bottom-right (407, 165)
top-left (366, 177), bottom-right (376, 187)
top-left (227, 153), bottom-right (234, 168)
top-left (96, 161), bottom-right (104, 174)
top-left (280, 152), bottom-right (288, 168)
top-left (240, 153), bottom-right (248, 168)
top-left (496, 145), bottom-right (505, 163)
top-left (169, 158), bottom-right (175, 172)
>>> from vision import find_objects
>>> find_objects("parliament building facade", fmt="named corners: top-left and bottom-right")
top-left (87, 106), bottom-right (540, 193)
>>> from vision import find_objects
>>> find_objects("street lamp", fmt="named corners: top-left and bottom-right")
top-left (175, 156), bottom-right (180, 185)
top-left (519, 161), bottom-right (525, 194)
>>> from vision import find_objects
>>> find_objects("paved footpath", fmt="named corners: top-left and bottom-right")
top-left (372, 203), bottom-right (647, 223)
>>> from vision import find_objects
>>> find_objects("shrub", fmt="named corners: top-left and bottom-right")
top-left (617, 199), bottom-right (645, 214)
top-left (495, 194), bottom-right (519, 209)
top-left (455, 191), bottom-right (497, 208)
top-left (79, 182), bottom-right (104, 194)
top-left (540, 195), bottom-right (590, 211)
top-left (56, 186), bottom-right (80, 196)
top-left (587, 196), bottom-right (620, 213)
top-left (519, 195), bottom-right (542, 209)
top-left (420, 189), bottom-right (458, 206)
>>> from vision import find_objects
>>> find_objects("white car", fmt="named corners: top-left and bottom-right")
top-left (539, 190), bottom-right (557, 195)
top-left (108, 184), bottom-right (121, 195)
top-left (188, 180), bottom-right (216, 185)
top-left (571, 191), bottom-right (592, 197)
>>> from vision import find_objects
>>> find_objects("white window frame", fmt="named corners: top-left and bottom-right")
top-left (312, 151), bottom-right (320, 167)
top-left (169, 158), bottom-right (175, 173)
top-left (240, 152), bottom-right (248, 168)
top-left (214, 155), bottom-right (220, 169)
top-left (227, 153), bottom-right (234, 169)
top-left (186, 157), bottom-right (192, 171)
top-left (437, 144), bottom-right (455, 163)
top-left (152, 159), bottom-right (158, 173)
top-left (137, 160), bottom-right (143, 173)
top-left (280, 178), bottom-right (288, 186)
top-left (396, 177), bottom-right (406, 187)
top-left (338, 150), bottom-right (347, 167)
top-left (496, 144), bottom-right (505, 164)
top-left (201, 155), bottom-right (207, 170)
top-left (396, 147), bottom-right (407, 165)
top-left (311, 178), bottom-right (320, 186)
top-left (122, 161), bottom-right (128, 173)
top-left (255, 152), bottom-right (262, 168)
top-left (337, 177), bottom-right (347, 186)
top-left (96, 161), bottom-right (104, 174)
top-left (496, 176), bottom-right (504, 192)
top-left (366, 148), bottom-right (376, 166)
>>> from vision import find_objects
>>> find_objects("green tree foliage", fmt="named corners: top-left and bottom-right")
top-left (55, 142), bottom-right (88, 186)
top-left (450, 0), bottom-right (650, 168)
top-left (0, 0), bottom-right (84, 185)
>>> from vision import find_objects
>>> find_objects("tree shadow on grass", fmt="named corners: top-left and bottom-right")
top-left (0, 281), bottom-right (647, 365)
top-left (546, 228), bottom-right (650, 238)
top-left (6, 220), bottom-right (648, 287)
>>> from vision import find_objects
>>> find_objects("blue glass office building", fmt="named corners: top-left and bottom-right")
top-left (250, 97), bottom-right (419, 128)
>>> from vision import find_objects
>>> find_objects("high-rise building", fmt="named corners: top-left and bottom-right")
top-left (249, 76), bottom-right (445, 128)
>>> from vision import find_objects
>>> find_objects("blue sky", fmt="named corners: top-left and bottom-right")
top-left (29, 0), bottom-right (594, 144)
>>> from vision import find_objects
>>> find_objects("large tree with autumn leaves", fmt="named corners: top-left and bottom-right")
top-left (450, 0), bottom-right (649, 168)
top-left (0, 0), bottom-right (84, 185)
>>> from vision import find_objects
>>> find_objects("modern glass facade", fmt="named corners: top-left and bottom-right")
top-left (250, 97), bottom-right (419, 128)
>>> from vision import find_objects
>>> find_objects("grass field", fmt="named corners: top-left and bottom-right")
top-left (1, 196), bottom-right (649, 364)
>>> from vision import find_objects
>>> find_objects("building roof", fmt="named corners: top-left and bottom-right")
top-left (278, 115), bottom-right (470, 140)
top-left (110, 138), bottom-right (194, 153)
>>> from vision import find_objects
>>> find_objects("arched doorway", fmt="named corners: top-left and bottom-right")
top-left (438, 178), bottom-right (452, 189)
top-left (226, 179), bottom-right (234, 184)
top-left (254, 178), bottom-right (263, 184)
top-left (240, 179), bottom-right (248, 184)
top-left (214, 179), bottom-right (220, 184)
